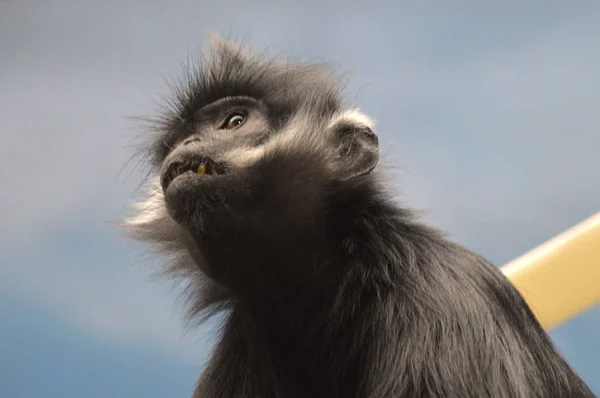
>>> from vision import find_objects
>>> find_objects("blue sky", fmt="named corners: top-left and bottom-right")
top-left (1, 2), bottom-right (598, 397)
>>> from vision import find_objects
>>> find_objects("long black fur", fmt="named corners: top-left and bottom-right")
top-left (123, 36), bottom-right (594, 398)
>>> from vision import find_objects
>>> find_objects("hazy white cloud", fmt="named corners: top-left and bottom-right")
top-left (1, 2), bottom-right (598, 369)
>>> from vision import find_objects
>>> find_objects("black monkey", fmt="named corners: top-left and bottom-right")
top-left (123, 36), bottom-right (594, 398)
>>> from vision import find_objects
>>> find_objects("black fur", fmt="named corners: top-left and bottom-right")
top-left (123, 36), bottom-right (594, 398)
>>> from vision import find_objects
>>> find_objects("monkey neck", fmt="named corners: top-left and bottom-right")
top-left (200, 178), bottom-right (416, 315)
top-left (203, 179), bottom-right (420, 394)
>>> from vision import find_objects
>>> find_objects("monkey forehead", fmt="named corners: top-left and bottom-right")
top-left (166, 37), bottom-right (344, 128)
top-left (143, 36), bottom-right (358, 168)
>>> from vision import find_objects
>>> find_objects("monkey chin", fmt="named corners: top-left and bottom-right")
top-left (163, 171), bottom-right (231, 226)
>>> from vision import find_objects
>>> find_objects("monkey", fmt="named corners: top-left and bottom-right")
top-left (122, 36), bottom-right (595, 398)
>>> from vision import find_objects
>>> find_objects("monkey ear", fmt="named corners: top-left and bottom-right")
top-left (331, 110), bottom-right (379, 180)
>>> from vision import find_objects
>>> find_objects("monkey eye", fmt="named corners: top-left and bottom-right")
top-left (221, 112), bottom-right (246, 130)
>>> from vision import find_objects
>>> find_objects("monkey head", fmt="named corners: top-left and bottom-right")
top-left (124, 36), bottom-right (379, 306)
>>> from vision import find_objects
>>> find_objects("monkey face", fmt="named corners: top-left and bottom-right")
top-left (158, 94), bottom-right (379, 234)
top-left (158, 95), bottom-right (272, 226)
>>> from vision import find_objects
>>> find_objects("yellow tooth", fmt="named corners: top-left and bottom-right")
top-left (210, 168), bottom-right (218, 176)
top-left (197, 163), bottom-right (207, 174)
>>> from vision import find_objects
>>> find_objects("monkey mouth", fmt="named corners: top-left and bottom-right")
top-left (161, 157), bottom-right (227, 190)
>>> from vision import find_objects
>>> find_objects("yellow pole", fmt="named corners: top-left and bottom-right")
top-left (501, 212), bottom-right (600, 330)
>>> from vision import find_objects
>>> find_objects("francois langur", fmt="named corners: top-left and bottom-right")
top-left (122, 36), bottom-right (594, 398)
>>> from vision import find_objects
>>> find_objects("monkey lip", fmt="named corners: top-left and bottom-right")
top-left (161, 156), bottom-right (227, 190)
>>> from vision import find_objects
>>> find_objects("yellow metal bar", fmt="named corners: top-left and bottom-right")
top-left (501, 212), bottom-right (600, 330)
